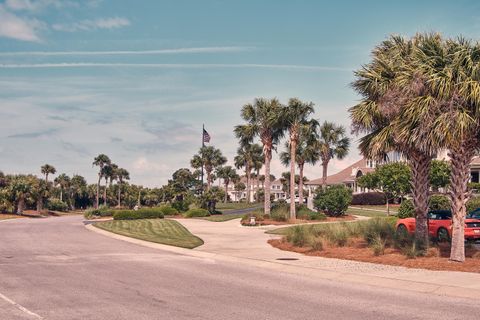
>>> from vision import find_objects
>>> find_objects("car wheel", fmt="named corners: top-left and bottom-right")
top-left (396, 224), bottom-right (408, 237)
top-left (437, 228), bottom-right (450, 242)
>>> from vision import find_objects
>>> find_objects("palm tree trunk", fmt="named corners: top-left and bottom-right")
top-left (449, 144), bottom-right (475, 262)
top-left (289, 135), bottom-right (297, 219)
top-left (246, 164), bottom-right (251, 203)
top-left (322, 160), bottom-right (328, 189)
top-left (206, 171), bottom-right (212, 191)
top-left (96, 175), bottom-right (101, 209)
top-left (117, 182), bottom-right (121, 208)
top-left (264, 144), bottom-right (272, 216)
top-left (224, 182), bottom-right (229, 203)
top-left (298, 163), bottom-right (304, 206)
top-left (17, 195), bottom-right (25, 214)
top-left (409, 152), bottom-right (431, 253)
top-left (104, 178), bottom-right (108, 206)
top-left (256, 169), bottom-right (260, 202)
top-left (36, 198), bottom-right (43, 212)
top-left (60, 189), bottom-right (63, 202)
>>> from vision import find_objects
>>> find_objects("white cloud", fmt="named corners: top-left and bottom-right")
top-left (0, 5), bottom-right (44, 42)
top-left (5, 0), bottom-right (77, 12)
top-left (52, 17), bottom-right (130, 32)
top-left (0, 62), bottom-right (350, 72)
top-left (0, 46), bottom-right (253, 56)
top-left (132, 157), bottom-right (169, 173)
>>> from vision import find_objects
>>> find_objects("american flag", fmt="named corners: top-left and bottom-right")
top-left (203, 129), bottom-right (211, 143)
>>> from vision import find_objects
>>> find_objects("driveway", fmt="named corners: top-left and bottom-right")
top-left (1, 215), bottom-right (479, 320)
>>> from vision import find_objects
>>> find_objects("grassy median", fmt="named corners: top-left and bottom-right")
top-left (94, 219), bottom-right (204, 249)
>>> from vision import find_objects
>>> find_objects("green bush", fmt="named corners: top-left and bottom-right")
top-left (397, 199), bottom-right (414, 218)
top-left (467, 196), bottom-right (480, 212)
top-left (271, 204), bottom-right (288, 221)
top-left (362, 218), bottom-right (396, 246)
top-left (84, 206), bottom-right (112, 219)
top-left (297, 206), bottom-right (327, 221)
top-left (46, 199), bottom-right (69, 212)
top-left (183, 208), bottom-right (210, 218)
top-left (287, 226), bottom-right (310, 247)
top-left (314, 185), bottom-right (352, 217)
top-left (371, 235), bottom-right (387, 256)
top-left (158, 205), bottom-right (178, 216)
top-left (172, 200), bottom-right (190, 213)
top-left (429, 195), bottom-right (450, 211)
top-left (113, 208), bottom-right (164, 220)
top-left (351, 192), bottom-right (386, 205)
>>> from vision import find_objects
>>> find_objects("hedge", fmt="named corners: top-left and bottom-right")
top-left (113, 208), bottom-right (164, 220)
top-left (158, 205), bottom-right (179, 216)
top-left (351, 192), bottom-right (386, 205)
top-left (183, 208), bottom-right (210, 218)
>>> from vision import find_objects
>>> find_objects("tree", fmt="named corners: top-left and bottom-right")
top-left (235, 98), bottom-right (285, 215)
top-left (280, 98), bottom-right (316, 219)
top-left (233, 143), bottom-right (262, 203)
top-left (54, 173), bottom-right (71, 203)
top-left (93, 154), bottom-right (111, 209)
top-left (357, 163), bottom-right (411, 215)
top-left (234, 181), bottom-right (246, 202)
top-left (100, 164), bottom-right (114, 206)
top-left (197, 186), bottom-right (225, 213)
top-left (191, 146), bottom-right (227, 191)
top-left (41, 164), bottom-right (56, 184)
top-left (350, 34), bottom-right (439, 253)
top-left (430, 160), bottom-right (451, 192)
top-left (70, 175), bottom-right (88, 209)
top-left (115, 167), bottom-right (130, 207)
top-left (317, 121), bottom-right (350, 189)
top-left (7, 175), bottom-right (36, 214)
top-left (216, 166), bottom-right (239, 203)
top-left (280, 124), bottom-right (319, 206)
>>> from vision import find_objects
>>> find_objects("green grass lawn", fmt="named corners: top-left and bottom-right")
top-left (200, 214), bottom-right (244, 222)
top-left (94, 219), bottom-right (204, 249)
top-left (346, 207), bottom-right (392, 217)
top-left (216, 202), bottom-right (261, 211)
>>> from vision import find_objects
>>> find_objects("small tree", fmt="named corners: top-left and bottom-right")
top-left (197, 186), bottom-right (225, 213)
top-left (429, 160), bottom-right (451, 192)
top-left (314, 185), bottom-right (352, 217)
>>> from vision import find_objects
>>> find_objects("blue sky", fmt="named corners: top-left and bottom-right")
top-left (1, 0), bottom-right (480, 186)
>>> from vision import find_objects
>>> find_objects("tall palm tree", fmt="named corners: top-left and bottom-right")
top-left (317, 121), bottom-right (350, 189)
top-left (234, 143), bottom-right (263, 203)
top-left (191, 146), bottom-right (227, 191)
top-left (280, 98), bottom-right (315, 219)
top-left (115, 167), bottom-right (130, 207)
top-left (101, 164), bottom-right (115, 206)
top-left (93, 154), bottom-right (111, 209)
top-left (350, 34), bottom-right (440, 253)
top-left (280, 124), bottom-right (320, 205)
top-left (216, 166), bottom-right (239, 203)
top-left (41, 164), bottom-right (56, 184)
top-left (54, 173), bottom-right (70, 202)
top-left (235, 98), bottom-right (285, 215)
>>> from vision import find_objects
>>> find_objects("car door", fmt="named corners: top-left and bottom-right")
top-left (428, 211), bottom-right (438, 237)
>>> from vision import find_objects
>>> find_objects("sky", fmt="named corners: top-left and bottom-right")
top-left (1, 0), bottom-right (480, 187)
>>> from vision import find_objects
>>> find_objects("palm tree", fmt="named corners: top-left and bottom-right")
top-left (280, 124), bottom-right (320, 206)
top-left (54, 173), bottom-right (70, 202)
top-left (101, 164), bottom-right (115, 206)
top-left (115, 167), bottom-right (130, 207)
top-left (41, 164), bottom-right (56, 184)
top-left (191, 146), bottom-right (227, 191)
top-left (317, 121), bottom-right (350, 189)
top-left (234, 143), bottom-right (263, 203)
top-left (280, 98), bottom-right (315, 219)
top-left (93, 154), bottom-right (111, 209)
top-left (216, 166), bottom-right (239, 203)
top-left (350, 34), bottom-right (439, 253)
top-left (235, 98), bottom-right (285, 215)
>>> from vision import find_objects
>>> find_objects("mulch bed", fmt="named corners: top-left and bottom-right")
top-left (269, 238), bottom-right (480, 273)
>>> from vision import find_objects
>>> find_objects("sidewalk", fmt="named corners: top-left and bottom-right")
top-left (173, 218), bottom-right (480, 298)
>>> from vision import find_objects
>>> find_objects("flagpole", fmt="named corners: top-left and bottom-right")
top-left (201, 124), bottom-right (205, 194)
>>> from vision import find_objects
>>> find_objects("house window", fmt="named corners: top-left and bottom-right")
top-left (472, 171), bottom-right (479, 183)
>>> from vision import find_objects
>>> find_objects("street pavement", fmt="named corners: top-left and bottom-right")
top-left (1, 216), bottom-right (479, 320)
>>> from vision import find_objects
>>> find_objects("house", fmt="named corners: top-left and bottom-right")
top-left (224, 177), bottom-right (287, 202)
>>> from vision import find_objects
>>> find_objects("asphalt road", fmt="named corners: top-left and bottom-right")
top-left (0, 216), bottom-right (479, 320)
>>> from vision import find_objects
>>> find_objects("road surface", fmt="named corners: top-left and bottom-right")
top-left (0, 216), bottom-right (478, 320)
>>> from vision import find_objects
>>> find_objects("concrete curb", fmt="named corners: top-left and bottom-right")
top-left (85, 223), bottom-right (480, 299)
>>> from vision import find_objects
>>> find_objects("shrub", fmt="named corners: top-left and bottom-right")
top-left (287, 226), bottom-right (309, 247)
top-left (172, 200), bottom-right (190, 213)
top-left (326, 226), bottom-right (349, 247)
top-left (271, 204), bottom-right (288, 221)
top-left (429, 195), bottom-right (450, 211)
top-left (371, 235), bottom-right (386, 256)
top-left (296, 206), bottom-right (327, 221)
top-left (351, 192), bottom-right (386, 205)
top-left (309, 237), bottom-right (324, 251)
top-left (113, 208), bottom-right (164, 220)
top-left (241, 211), bottom-right (265, 225)
top-left (467, 196), bottom-right (480, 213)
top-left (183, 208), bottom-right (210, 218)
top-left (397, 199), bottom-right (414, 218)
top-left (314, 185), bottom-right (352, 217)
top-left (84, 206), bottom-right (112, 219)
top-left (158, 205), bottom-right (178, 216)
top-left (362, 218), bottom-right (396, 246)
top-left (46, 199), bottom-right (69, 212)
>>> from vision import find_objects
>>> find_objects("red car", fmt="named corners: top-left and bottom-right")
top-left (396, 210), bottom-right (480, 241)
